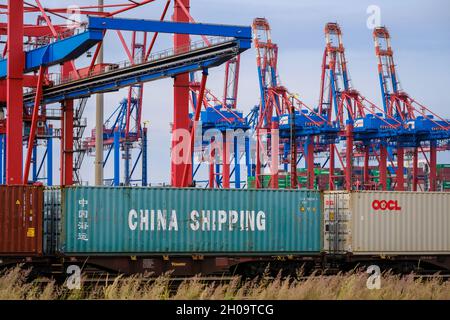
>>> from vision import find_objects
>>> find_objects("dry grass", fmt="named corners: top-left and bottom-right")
top-left (0, 266), bottom-right (449, 300)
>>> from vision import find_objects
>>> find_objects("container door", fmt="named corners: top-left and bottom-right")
top-left (323, 192), bottom-right (351, 254)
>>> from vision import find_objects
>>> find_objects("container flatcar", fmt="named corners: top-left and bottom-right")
top-left (2, 187), bottom-right (450, 276)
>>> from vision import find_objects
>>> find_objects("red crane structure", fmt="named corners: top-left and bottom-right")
top-left (223, 55), bottom-right (241, 109)
top-left (188, 58), bottom-right (249, 189)
top-left (1, 2), bottom-right (447, 193)
top-left (252, 17), bottom-right (292, 189)
top-left (252, 18), bottom-right (334, 190)
top-left (1, 0), bottom-right (250, 188)
top-left (0, 1), bottom-right (159, 186)
top-left (317, 22), bottom-right (403, 191)
top-left (246, 19), bottom-right (449, 193)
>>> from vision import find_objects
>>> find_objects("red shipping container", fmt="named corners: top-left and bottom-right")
top-left (0, 186), bottom-right (43, 255)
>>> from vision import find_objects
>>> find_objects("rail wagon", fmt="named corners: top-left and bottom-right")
top-left (1, 186), bottom-right (450, 276)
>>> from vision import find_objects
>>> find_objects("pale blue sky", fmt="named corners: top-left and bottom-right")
top-left (2, 1), bottom-right (449, 184)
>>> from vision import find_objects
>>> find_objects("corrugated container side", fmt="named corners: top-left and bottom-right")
top-left (0, 186), bottom-right (43, 255)
top-left (350, 191), bottom-right (450, 254)
top-left (61, 187), bottom-right (322, 255)
top-left (43, 187), bottom-right (62, 255)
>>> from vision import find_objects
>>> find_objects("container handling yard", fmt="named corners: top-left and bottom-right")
top-left (0, 0), bottom-right (450, 280)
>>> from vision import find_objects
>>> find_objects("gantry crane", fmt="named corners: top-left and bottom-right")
top-left (373, 26), bottom-right (450, 191)
top-left (318, 22), bottom-right (402, 191)
top-left (252, 18), bottom-right (339, 190)
top-left (0, 1), bottom-right (251, 188)
top-left (189, 56), bottom-right (251, 189)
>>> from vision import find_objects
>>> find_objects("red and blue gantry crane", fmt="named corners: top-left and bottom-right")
top-left (373, 26), bottom-right (450, 191)
top-left (189, 55), bottom-right (251, 189)
top-left (0, 0), bottom-right (251, 187)
top-left (0, 2), bottom-right (447, 191)
top-left (317, 22), bottom-right (398, 191)
top-left (249, 19), bottom-right (449, 192)
top-left (251, 18), bottom-right (338, 190)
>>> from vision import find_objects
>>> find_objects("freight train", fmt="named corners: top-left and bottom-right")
top-left (1, 186), bottom-right (449, 277)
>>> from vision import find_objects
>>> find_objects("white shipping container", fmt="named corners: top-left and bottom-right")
top-left (324, 191), bottom-right (450, 255)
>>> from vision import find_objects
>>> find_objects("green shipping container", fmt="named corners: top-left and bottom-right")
top-left (247, 176), bottom-right (317, 190)
top-left (61, 187), bottom-right (322, 255)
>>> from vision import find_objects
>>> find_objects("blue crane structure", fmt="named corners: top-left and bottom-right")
top-left (84, 32), bottom-right (148, 187)
top-left (22, 17), bottom-right (252, 105)
top-left (189, 58), bottom-right (252, 189)
top-left (85, 97), bottom-right (148, 186)
top-left (0, 11), bottom-right (252, 186)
